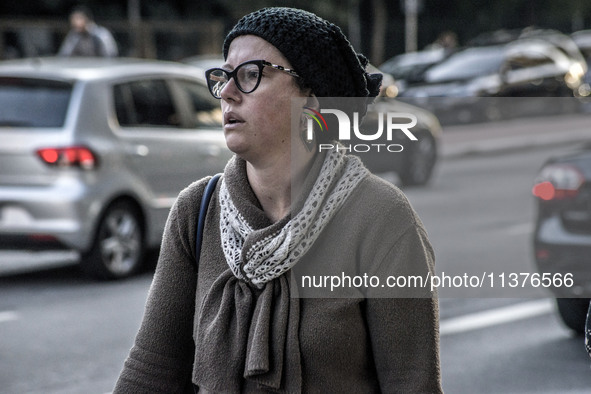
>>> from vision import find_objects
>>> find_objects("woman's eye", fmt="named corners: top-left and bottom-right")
top-left (245, 70), bottom-right (259, 80)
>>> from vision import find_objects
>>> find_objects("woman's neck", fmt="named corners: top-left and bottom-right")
top-left (246, 149), bottom-right (316, 223)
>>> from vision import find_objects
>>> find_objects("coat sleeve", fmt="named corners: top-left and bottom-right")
top-left (95, 26), bottom-right (119, 57)
top-left (113, 181), bottom-right (206, 393)
top-left (57, 31), bottom-right (78, 56)
top-left (364, 225), bottom-right (443, 393)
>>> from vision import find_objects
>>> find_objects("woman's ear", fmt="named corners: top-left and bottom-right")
top-left (305, 93), bottom-right (319, 111)
top-left (299, 93), bottom-right (319, 152)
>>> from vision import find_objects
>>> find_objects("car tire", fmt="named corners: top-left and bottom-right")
top-left (81, 200), bottom-right (144, 280)
top-left (555, 298), bottom-right (590, 335)
top-left (399, 132), bottom-right (437, 186)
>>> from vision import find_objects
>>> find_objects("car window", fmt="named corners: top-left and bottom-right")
top-left (381, 49), bottom-right (446, 80)
top-left (114, 79), bottom-right (180, 128)
top-left (174, 79), bottom-right (222, 128)
top-left (507, 54), bottom-right (554, 70)
top-left (425, 47), bottom-right (506, 82)
top-left (0, 77), bottom-right (72, 128)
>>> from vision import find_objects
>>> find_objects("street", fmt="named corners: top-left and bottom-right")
top-left (404, 143), bottom-right (591, 393)
top-left (1, 115), bottom-right (591, 393)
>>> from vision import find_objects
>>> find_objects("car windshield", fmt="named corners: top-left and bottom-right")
top-left (0, 77), bottom-right (72, 128)
top-left (381, 49), bottom-right (446, 80)
top-left (424, 46), bottom-right (506, 83)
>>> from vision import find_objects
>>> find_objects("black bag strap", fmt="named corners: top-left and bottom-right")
top-left (195, 173), bottom-right (222, 265)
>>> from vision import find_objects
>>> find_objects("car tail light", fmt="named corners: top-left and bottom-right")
top-left (532, 164), bottom-right (584, 201)
top-left (534, 247), bottom-right (551, 261)
top-left (36, 146), bottom-right (98, 170)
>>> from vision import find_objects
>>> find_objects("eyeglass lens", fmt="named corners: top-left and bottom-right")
top-left (207, 62), bottom-right (262, 98)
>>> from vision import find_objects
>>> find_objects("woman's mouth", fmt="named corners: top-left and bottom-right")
top-left (224, 112), bottom-right (245, 127)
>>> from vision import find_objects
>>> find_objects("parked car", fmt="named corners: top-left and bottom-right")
top-left (399, 38), bottom-right (586, 124)
top-left (0, 57), bottom-right (233, 279)
top-left (532, 147), bottom-right (591, 333)
top-left (572, 30), bottom-right (591, 56)
top-left (379, 48), bottom-right (451, 91)
top-left (184, 57), bottom-right (442, 186)
top-left (571, 30), bottom-right (591, 100)
top-left (470, 28), bottom-right (588, 67)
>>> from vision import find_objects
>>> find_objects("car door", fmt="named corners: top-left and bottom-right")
top-left (168, 76), bottom-right (232, 176)
top-left (113, 77), bottom-right (230, 211)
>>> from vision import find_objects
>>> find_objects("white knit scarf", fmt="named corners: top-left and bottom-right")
top-left (219, 149), bottom-right (369, 288)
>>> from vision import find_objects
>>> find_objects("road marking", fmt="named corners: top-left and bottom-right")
top-left (440, 299), bottom-right (554, 336)
top-left (0, 311), bottom-right (19, 323)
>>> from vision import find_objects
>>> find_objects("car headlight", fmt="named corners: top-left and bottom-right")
top-left (565, 63), bottom-right (585, 88)
top-left (383, 84), bottom-right (399, 98)
top-left (577, 83), bottom-right (591, 97)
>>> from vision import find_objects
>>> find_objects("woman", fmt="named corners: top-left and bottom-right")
top-left (114, 7), bottom-right (442, 393)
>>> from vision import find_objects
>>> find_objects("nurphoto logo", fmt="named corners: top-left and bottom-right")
top-left (304, 107), bottom-right (419, 153)
top-left (303, 107), bottom-right (328, 136)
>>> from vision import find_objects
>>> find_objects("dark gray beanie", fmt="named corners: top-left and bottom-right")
top-left (223, 7), bottom-right (382, 101)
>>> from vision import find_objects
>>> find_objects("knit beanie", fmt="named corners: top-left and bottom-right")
top-left (223, 7), bottom-right (382, 106)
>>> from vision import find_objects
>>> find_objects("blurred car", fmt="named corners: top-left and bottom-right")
top-left (361, 65), bottom-right (441, 186)
top-left (184, 57), bottom-right (442, 186)
top-left (477, 28), bottom-right (589, 100)
top-left (532, 147), bottom-right (591, 333)
top-left (379, 48), bottom-right (451, 90)
top-left (571, 30), bottom-right (591, 100)
top-left (571, 30), bottom-right (591, 55)
top-left (0, 57), bottom-right (232, 279)
top-left (399, 38), bottom-right (586, 124)
top-left (471, 28), bottom-right (588, 66)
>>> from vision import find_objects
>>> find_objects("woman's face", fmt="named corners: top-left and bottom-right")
top-left (221, 35), bottom-right (307, 164)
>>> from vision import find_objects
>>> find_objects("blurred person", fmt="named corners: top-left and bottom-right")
top-left (426, 30), bottom-right (458, 53)
top-left (114, 7), bottom-right (442, 393)
top-left (58, 5), bottom-right (118, 57)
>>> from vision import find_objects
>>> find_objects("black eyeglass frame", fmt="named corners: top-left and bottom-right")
top-left (205, 59), bottom-right (300, 99)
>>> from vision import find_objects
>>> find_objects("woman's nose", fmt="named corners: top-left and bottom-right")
top-left (220, 76), bottom-right (241, 102)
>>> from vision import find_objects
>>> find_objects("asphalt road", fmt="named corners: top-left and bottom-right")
top-left (0, 267), bottom-right (149, 394)
top-left (1, 114), bottom-right (591, 393)
top-left (404, 142), bottom-right (591, 393)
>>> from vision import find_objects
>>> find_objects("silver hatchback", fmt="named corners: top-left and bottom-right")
top-left (0, 57), bottom-right (233, 279)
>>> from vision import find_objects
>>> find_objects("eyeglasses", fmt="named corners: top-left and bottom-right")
top-left (205, 59), bottom-right (299, 99)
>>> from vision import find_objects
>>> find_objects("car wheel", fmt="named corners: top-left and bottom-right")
top-left (81, 201), bottom-right (144, 280)
top-left (399, 132), bottom-right (437, 186)
top-left (555, 298), bottom-right (590, 335)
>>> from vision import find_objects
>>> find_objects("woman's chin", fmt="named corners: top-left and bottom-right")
top-left (224, 136), bottom-right (250, 157)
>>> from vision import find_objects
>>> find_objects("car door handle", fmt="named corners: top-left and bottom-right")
top-left (129, 145), bottom-right (149, 157)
